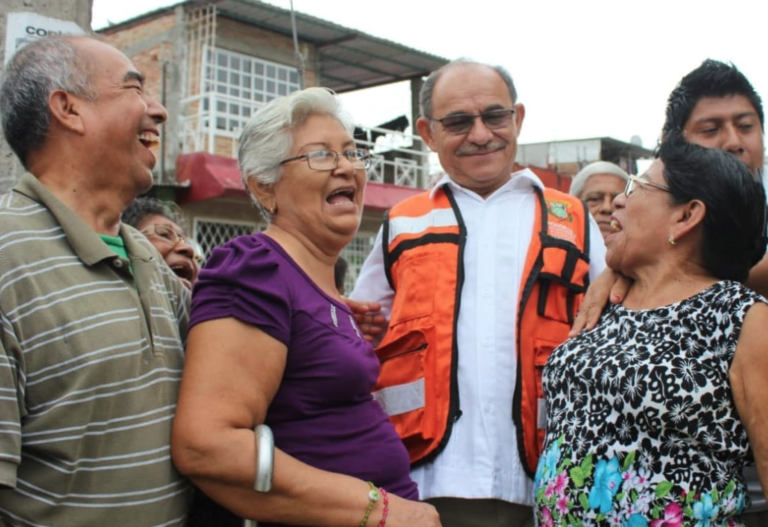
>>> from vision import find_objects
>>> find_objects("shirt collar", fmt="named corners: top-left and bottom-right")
top-left (12, 173), bottom-right (156, 265)
top-left (428, 167), bottom-right (546, 200)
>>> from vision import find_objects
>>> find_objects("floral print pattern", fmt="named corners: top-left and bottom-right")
top-left (534, 281), bottom-right (764, 526)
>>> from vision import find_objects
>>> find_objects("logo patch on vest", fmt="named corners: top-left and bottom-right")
top-left (545, 200), bottom-right (574, 222)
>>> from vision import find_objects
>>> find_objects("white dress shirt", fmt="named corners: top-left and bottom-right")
top-left (351, 168), bottom-right (607, 505)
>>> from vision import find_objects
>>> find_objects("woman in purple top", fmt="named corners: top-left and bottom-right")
top-left (171, 88), bottom-right (440, 527)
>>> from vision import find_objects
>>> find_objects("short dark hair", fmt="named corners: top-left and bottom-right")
top-left (122, 197), bottom-right (183, 230)
top-left (662, 59), bottom-right (764, 140)
top-left (659, 132), bottom-right (766, 282)
top-left (0, 36), bottom-right (96, 167)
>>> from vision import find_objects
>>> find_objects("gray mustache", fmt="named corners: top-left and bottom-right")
top-left (456, 141), bottom-right (507, 156)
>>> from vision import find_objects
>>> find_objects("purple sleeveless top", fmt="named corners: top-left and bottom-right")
top-left (189, 233), bottom-right (418, 512)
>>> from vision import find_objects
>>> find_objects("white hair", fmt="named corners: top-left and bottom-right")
top-left (569, 161), bottom-right (629, 198)
top-left (238, 87), bottom-right (354, 220)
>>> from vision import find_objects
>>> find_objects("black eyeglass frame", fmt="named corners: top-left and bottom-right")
top-left (278, 148), bottom-right (371, 171)
top-left (428, 108), bottom-right (516, 134)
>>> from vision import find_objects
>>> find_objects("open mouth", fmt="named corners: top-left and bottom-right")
top-left (326, 187), bottom-right (356, 206)
top-left (170, 261), bottom-right (194, 282)
top-left (138, 132), bottom-right (159, 150)
top-left (610, 219), bottom-right (622, 232)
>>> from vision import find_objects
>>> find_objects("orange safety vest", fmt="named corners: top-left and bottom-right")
top-left (372, 183), bottom-right (591, 477)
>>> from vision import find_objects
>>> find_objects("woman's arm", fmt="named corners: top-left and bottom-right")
top-left (730, 302), bottom-right (768, 500)
top-left (171, 317), bottom-right (440, 527)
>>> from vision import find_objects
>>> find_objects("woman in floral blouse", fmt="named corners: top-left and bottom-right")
top-left (534, 132), bottom-right (768, 527)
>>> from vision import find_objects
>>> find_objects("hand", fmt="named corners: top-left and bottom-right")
top-left (343, 298), bottom-right (389, 344)
top-left (380, 494), bottom-right (441, 527)
top-left (569, 269), bottom-right (631, 337)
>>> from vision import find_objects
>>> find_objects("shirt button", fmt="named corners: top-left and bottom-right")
top-left (113, 259), bottom-right (124, 268)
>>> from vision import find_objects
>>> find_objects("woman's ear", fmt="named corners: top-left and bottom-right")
top-left (671, 199), bottom-right (706, 242)
top-left (247, 178), bottom-right (276, 213)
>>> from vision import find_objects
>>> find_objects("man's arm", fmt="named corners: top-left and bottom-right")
top-left (347, 228), bottom-right (394, 346)
top-left (0, 320), bottom-right (23, 488)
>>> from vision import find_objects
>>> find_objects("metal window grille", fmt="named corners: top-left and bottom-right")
top-left (202, 46), bottom-right (301, 134)
top-left (193, 218), bottom-right (262, 260)
top-left (340, 233), bottom-right (376, 294)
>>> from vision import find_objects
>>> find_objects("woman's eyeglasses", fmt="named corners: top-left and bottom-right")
top-left (141, 223), bottom-right (204, 263)
top-left (279, 149), bottom-right (371, 171)
top-left (624, 174), bottom-right (672, 197)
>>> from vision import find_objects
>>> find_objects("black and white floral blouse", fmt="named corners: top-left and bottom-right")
top-left (534, 281), bottom-right (765, 527)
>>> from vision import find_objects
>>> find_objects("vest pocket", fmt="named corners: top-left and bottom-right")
top-left (390, 253), bottom-right (439, 325)
top-left (373, 327), bottom-right (437, 442)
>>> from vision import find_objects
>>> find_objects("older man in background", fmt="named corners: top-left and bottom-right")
top-left (0, 36), bottom-right (190, 526)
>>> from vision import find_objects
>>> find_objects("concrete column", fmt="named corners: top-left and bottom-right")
top-left (0, 0), bottom-right (93, 192)
top-left (410, 76), bottom-right (429, 187)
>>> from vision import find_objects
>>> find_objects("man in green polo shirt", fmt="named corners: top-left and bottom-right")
top-left (0, 36), bottom-right (191, 526)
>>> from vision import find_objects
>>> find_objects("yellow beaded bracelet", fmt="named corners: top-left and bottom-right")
top-left (359, 481), bottom-right (381, 527)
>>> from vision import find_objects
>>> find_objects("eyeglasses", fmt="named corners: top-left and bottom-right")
top-left (624, 174), bottom-right (672, 197)
top-left (141, 223), bottom-right (204, 263)
top-left (279, 149), bottom-right (371, 171)
top-left (429, 108), bottom-right (516, 135)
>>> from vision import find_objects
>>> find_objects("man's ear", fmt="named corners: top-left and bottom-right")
top-left (416, 116), bottom-right (437, 152)
top-left (49, 89), bottom-right (86, 135)
top-left (513, 103), bottom-right (525, 134)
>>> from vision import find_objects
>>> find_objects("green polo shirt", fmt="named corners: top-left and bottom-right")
top-left (0, 174), bottom-right (191, 526)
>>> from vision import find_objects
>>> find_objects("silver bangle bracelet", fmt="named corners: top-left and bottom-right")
top-left (253, 424), bottom-right (274, 492)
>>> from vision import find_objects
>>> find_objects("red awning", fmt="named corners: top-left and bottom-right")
top-left (176, 152), bottom-right (422, 211)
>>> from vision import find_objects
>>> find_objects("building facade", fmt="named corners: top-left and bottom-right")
top-left (99, 0), bottom-right (448, 291)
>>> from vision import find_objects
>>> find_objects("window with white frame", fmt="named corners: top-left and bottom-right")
top-left (202, 46), bottom-right (301, 134)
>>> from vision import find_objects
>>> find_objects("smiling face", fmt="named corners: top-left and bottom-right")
top-left (138, 214), bottom-right (200, 289)
top-left (683, 95), bottom-right (764, 174)
top-left (74, 39), bottom-right (168, 196)
top-left (416, 64), bottom-right (525, 198)
top-left (579, 173), bottom-right (628, 239)
top-left (604, 160), bottom-right (675, 276)
top-left (260, 113), bottom-right (366, 251)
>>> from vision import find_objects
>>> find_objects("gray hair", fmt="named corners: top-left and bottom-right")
top-left (419, 58), bottom-right (518, 119)
top-left (569, 161), bottom-right (629, 198)
top-left (238, 87), bottom-right (354, 220)
top-left (0, 35), bottom-right (96, 168)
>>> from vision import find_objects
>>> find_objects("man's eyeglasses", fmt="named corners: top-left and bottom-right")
top-left (141, 223), bottom-right (204, 263)
top-left (429, 108), bottom-right (516, 135)
top-left (279, 149), bottom-right (371, 171)
top-left (624, 174), bottom-right (672, 197)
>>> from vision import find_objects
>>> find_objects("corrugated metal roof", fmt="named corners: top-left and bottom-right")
top-left (101, 0), bottom-right (449, 93)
